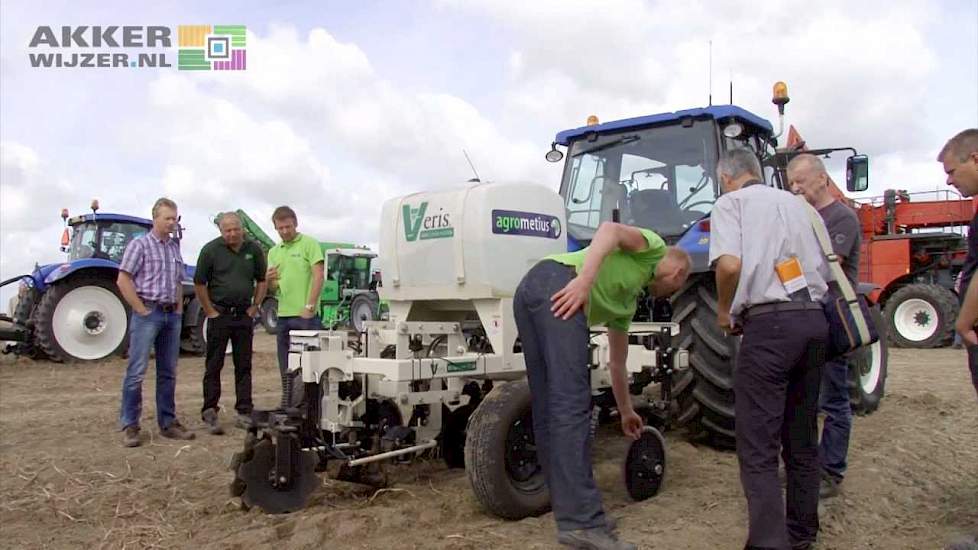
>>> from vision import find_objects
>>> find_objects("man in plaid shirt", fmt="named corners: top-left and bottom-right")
top-left (117, 198), bottom-right (195, 447)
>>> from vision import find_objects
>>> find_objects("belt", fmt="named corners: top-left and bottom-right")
top-left (742, 301), bottom-right (821, 320)
top-left (215, 303), bottom-right (250, 315)
top-left (144, 300), bottom-right (178, 313)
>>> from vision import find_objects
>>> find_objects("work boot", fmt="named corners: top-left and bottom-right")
top-left (819, 473), bottom-right (842, 499)
top-left (160, 420), bottom-right (196, 440)
top-left (202, 408), bottom-right (224, 435)
top-left (122, 425), bottom-right (141, 448)
top-left (557, 527), bottom-right (637, 550)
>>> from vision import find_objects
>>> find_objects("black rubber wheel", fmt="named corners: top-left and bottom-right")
top-left (349, 293), bottom-right (379, 334)
top-left (464, 379), bottom-right (550, 520)
top-left (34, 275), bottom-right (130, 362)
top-left (261, 297), bottom-right (279, 335)
top-left (12, 288), bottom-right (46, 360)
top-left (671, 275), bottom-right (738, 448)
top-left (848, 305), bottom-right (888, 415)
top-left (624, 426), bottom-right (666, 501)
top-left (884, 283), bottom-right (958, 348)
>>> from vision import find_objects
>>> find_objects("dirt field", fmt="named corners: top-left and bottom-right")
top-left (1, 335), bottom-right (975, 550)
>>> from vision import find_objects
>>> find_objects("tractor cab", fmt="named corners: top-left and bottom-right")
top-left (65, 214), bottom-right (151, 262)
top-left (548, 105), bottom-right (774, 253)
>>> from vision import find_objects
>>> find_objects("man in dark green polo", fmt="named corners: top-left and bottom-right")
top-left (194, 211), bottom-right (267, 434)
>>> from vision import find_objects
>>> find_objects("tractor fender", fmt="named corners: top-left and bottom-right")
top-left (43, 259), bottom-right (119, 286)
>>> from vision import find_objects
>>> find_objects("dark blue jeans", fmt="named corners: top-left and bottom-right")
top-left (967, 346), bottom-right (978, 400)
top-left (513, 260), bottom-right (606, 533)
top-left (818, 358), bottom-right (852, 480)
top-left (119, 305), bottom-right (182, 430)
top-left (275, 316), bottom-right (322, 403)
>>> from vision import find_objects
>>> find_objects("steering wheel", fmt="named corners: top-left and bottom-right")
top-left (683, 200), bottom-right (714, 212)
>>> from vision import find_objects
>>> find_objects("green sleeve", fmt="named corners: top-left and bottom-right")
top-left (608, 316), bottom-right (631, 332)
top-left (306, 237), bottom-right (325, 265)
top-left (267, 246), bottom-right (281, 268)
top-left (631, 228), bottom-right (667, 271)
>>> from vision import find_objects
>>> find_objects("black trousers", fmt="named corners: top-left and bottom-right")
top-left (967, 345), bottom-right (978, 400)
top-left (736, 308), bottom-right (827, 550)
top-left (201, 312), bottom-right (254, 415)
top-left (513, 260), bottom-right (606, 532)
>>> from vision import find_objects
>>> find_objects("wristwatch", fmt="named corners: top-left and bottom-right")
top-left (304, 303), bottom-right (315, 311)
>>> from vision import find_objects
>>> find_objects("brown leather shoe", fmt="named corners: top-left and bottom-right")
top-left (160, 420), bottom-right (196, 440)
top-left (122, 425), bottom-right (141, 447)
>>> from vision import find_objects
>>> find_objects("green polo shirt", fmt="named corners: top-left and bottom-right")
top-left (267, 233), bottom-right (324, 317)
top-left (546, 228), bottom-right (666, 332)
top-left (194, 238), bottom-right (266, 306)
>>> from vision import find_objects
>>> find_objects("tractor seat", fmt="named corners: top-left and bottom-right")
top-left (628, 189), bottom-right (688, 233)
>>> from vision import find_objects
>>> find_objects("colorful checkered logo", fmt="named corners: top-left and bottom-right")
top-left (177, 25), bottom-right (246, 71)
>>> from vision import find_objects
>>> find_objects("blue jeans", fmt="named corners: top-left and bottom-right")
top-left (514, 261), bottom-right (606, 532)
top-left (275, 316), bottom-right (322, 404)
top-left (119, 305), bottom-right (182, 430)
top-left (818, 357), bottom-right (852, 480)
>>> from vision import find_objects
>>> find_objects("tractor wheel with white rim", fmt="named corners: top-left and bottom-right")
top-left (847, 304), bottom-right (887, 415)
top-left (884, 284), bottom-right (958, 348)
top-left (34, 275), bottom-right (129, 362)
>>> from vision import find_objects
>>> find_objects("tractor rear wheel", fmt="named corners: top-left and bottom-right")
top-left (349, 293), bottom-right (379, 334)
top-left (884, 284), bottom-right (958, 348)
top-left (672, 275), bottom-right (737, 448)
top-left (848, 305), bottom-right (888, 415)
top-left (35, 275), bottom-right (129, 362)
top-left (465, 379), bottom-right (550, 520)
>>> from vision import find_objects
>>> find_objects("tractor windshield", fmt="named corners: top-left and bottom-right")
top-left (69, 222), bottom-right (149, 262)
top-left (560, 119), bottom-right (720, 242)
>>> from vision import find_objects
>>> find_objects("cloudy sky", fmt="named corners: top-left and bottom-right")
top-left (1, 0), bottom-right (976, 303)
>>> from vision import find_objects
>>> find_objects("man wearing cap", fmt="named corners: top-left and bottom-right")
top-left (711, 149), bottom-right (831, 550)
top-left (194, 211), bottom-right (267, 434)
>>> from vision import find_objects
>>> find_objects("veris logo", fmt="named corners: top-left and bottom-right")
top-left (178, 25), bottom-right (246, 71)
top-left (402, 202), bottom-right (454, 242)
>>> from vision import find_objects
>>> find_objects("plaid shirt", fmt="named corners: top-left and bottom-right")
top-left (119, 231), bottom-right (184, 304)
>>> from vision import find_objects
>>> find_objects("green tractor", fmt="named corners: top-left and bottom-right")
top-left (231, 210), bottom-right (386, 334)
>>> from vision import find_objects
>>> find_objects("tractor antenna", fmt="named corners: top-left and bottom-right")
top-left (729, 69), bottom-right (733, 104)
top-left (462, 149), bottom-right (481, 183)
top-left (708, 40), bottom-right (713, 107)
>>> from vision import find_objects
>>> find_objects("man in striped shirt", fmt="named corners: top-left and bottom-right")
top-left (117, 197), bottom-right (195, 447)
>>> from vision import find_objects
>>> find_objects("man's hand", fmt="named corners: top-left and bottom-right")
top-left (205, 308), bottom-right (220, 319)
top-left (246, 305), bottom-right (259, 319)
top-left (620, 409), bottom-right (644, 440)
top-left (550, 275), bottom-right (591, 320)
top-left (135, 306), bottom-right (151, 317)
top-left (299, 306), bottom-right (315, 320)
top-left (956, 319), bottom-right (978, 347)
top-left (717, 310), bottom-right (741, 335)
top-left (266, 266), bottom-right (279, 285)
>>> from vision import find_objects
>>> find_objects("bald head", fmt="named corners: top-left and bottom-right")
top-left (787, 153), bottom-right (832, 208)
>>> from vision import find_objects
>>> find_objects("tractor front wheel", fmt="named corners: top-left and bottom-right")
top-left (349, 293), bottom-right (379, 334)
top-left (35, 275), bottom-right (129, 362)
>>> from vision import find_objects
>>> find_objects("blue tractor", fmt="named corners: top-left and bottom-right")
top-left (1, 204), bottom-right (205, 362)
top-left (545, 84), bottom-right (887, 445)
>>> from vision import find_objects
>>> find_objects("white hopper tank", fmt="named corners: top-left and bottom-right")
top-left (378, 182), bottom-right (567, 302)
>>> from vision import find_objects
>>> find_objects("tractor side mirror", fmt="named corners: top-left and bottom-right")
top-left (846, 155), bottom-right (869, 193)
